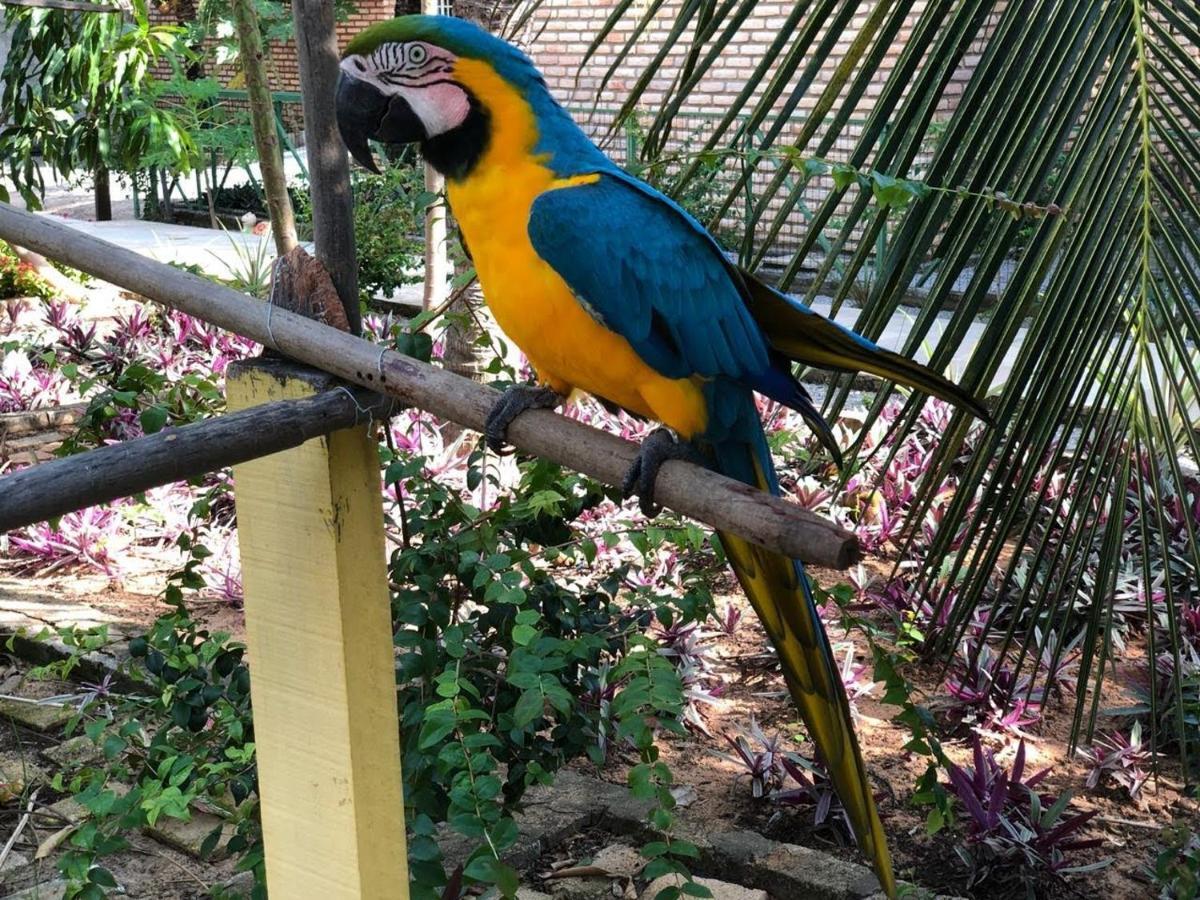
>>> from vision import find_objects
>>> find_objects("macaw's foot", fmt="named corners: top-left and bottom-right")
top-left (484, 384), bottom-right (563, 454)
top-left (621, 427), bottom-right (707, 516)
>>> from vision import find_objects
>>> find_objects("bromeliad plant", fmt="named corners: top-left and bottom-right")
top-left (716, 719), bottom-right (786, 799)
top-left (2, 297), bottom-right (253, 578)
top-left (944, 737), bottom-right (1106, 891)
top-left (774, 750), bottom-right (851, 839)
top-left (651, 617), bottom-right (723, 733)
top-left (942, 640), bottom-right (1044, 737)
top-left (1078, 721), bottom-right (1151, 801)
top-left (715, 719), bottom-right (854, 841)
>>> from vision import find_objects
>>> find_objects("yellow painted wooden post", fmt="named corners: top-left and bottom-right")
top-left (227, 358), bottom-right (408, 899)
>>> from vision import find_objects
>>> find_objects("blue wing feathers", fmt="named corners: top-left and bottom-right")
top-left (528, 175), bottom-right (773, 385)
top-left (528, 173), bottom-right (846, 454)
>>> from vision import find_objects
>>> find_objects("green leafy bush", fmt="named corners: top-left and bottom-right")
top-left (349, 155), bottom-right (431, 304)
top-left (0, 241), bottom-right (58, 300)
top-left (385, 435), bottom-right (716, 896)
top-left (1154, 824), bottom-right (1200, 900)
top-left (32, 524), bottom-right (262, 900)
top-left (34, 434), bottom-right (717, 898)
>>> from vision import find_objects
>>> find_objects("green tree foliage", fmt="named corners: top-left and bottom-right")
top-left (348, 158), bottom-right (431, 304)
top-left (0, 0), bottom-right (197, 210)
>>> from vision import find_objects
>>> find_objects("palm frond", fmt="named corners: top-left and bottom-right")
top-left (550, 0), bottom-right (1200, 763)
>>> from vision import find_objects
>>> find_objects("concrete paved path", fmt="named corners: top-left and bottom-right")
top-left (45, 213), bottom-right (285, 281)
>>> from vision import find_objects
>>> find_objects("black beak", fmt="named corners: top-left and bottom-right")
top-left (335, 71), bottom-right (427, 174)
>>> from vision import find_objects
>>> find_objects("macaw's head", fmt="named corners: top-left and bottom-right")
top-left (337, 15), bottom-right (539, 180)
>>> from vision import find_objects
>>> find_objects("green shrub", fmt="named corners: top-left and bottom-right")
top-left (0, 241), bottom-right (58, 300)
top-left (386, 439), bottom-right (716, 897)
top-left (33, 438), bottom-right (716, 898)
top-left (349, 154), bottom-right (431, 304)
top-left (1154, 824), bottom-right (1200, 900)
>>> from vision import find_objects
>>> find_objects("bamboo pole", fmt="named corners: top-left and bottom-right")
top-left (0, 385), bottom-right (391, 533)
top-left (230, 0), bottom-right (298, 256)
top-left (0, 203), bottom-right (859, 569)
top-left (228, 360), bottom-right (407, 899)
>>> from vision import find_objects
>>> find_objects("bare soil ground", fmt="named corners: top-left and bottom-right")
top-left (573, 567), bottom-right (1195, 900)
top-left (1, 562), bottom-right (1195, 899)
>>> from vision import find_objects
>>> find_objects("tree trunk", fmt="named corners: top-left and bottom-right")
top-left (230, 0), bottom-right (297, 257)
top-left (422, 172), bottom-right (449, 311)
top-left (157, 168), bottom-right (175, 223)
top-left (291, 0), bottom-right (361, 334)
top-left (421, 0), bottom-right (448, 313)
top-left (440, 282), bottom-right (481, 383)
top-left (93, 166), bottom-right (112, 221)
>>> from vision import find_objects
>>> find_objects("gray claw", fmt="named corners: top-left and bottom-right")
top-left (622, 428), bottom-right (706, 516)
top-left (485, 384), bottom-right (562, 454)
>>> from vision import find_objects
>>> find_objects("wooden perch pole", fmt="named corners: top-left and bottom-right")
top-left (0, 203), bottom-right (859, 568)
top-left (0, 386), bottom-right (391, 534)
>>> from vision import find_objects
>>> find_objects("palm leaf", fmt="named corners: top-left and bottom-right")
top-left (559, 0), bottom-right (1200, 763)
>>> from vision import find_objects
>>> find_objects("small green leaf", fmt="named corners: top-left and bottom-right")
top-left (512, 689), bottom-right (543, 728)
top-left (925, 805), bottom-right (945, 835)
top-left (803, 157), bottom-right (831, 178)
top-left (831, 162), bottom-right (859, 191)
top-left (418, 706), bottom-right (457, 749)
top-left (102, 733), bottom-right (125, 759)
top-left (88, 866), bottom-right (118, 889)
top-left (668, 840), bottom-right (699, 859)
top-left (641, 841), bottom-right (669, 859)
top-left (139, 405), bottom-right (169, 434)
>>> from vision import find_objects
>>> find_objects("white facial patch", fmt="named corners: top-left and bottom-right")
top-left (400, 81), bottom-right (471, 138)
top-left (340, 41), bottom-right (471, 139)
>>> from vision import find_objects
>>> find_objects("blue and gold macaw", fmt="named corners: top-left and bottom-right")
top-left (336, 17), bottom-right (990, 895)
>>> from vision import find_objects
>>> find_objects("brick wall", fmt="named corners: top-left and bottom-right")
top-left (268, 0), bottom-right (397, 93)
top-left (148, 0), bottom-right (993, 261)
top-left (507, 0), bottom-right (994, 262)
top-left (148, 2), bottom-right (504, 130)
top-left (148, 0), bottom-right (398, 126)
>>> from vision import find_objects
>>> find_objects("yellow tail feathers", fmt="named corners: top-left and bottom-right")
top-left (719, 530), bottom-right (896, 897)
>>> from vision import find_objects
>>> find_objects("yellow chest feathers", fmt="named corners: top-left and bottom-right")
top-left (441, 59), bottom-right (708, 439)
top-left (443, 59), bottom-right (589, 340)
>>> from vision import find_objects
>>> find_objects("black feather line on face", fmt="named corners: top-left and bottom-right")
top-left (378, 73), bottom-right (459, 88)
top-left (421, 92), bottom-right (491, 182)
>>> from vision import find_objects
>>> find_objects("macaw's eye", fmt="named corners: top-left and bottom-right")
top-left (408, 44), bottom-right (427, 66)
